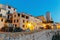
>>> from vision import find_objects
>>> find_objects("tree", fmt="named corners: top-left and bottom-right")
top-left (52, 34), bottom-right (60, 40)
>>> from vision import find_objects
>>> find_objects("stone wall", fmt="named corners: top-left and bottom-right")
top-left (0, 30), bottom-right (60, 40)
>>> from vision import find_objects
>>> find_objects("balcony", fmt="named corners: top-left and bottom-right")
top-left (5, 19), bottom-right (12, 23)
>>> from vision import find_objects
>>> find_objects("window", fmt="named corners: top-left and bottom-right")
top-left (0, 9), bottom-right (1, 12)
top-left (26, 16), bottom-right (29, 19)
top-left (14, 20), bottom-right (16, 23)
top-left (8, 6), bottom-right (11, 9)
top-left (14, 8), bottom-right (15, 11)
top-left (18, 14), bottom-right (20, 17)
top-left (27, 21), bottom-right (28, 23)
top-left (8, 15), bottom-right (9, 18)
top-left (7, 11), bottom-right (10, 14)
top-left (23, 20), bottom-right (25, 23)
top-left (1, 19), bottom-right (3, 22)
top-left (5, 20), bottom-right (7, 23)
top-left (17, 20), bottom-right (19, 22)
top-left (10, 20), bottom-right (12, 23)
top-left (23, 25), bottom-right (25, 28)
top-left (22, 14), bottom-right (25, 18)
top-left (15, 24), bottom-right (17, 27)
top-left (14, 15), bottom-right (16, 17)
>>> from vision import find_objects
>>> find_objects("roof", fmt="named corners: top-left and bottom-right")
top-left (20, 12), bottom-right (42, 21)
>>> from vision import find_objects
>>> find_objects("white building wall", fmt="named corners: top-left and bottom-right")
top-left (0, 4), bottom-right (16, 14)
top-left (0, 4), bottom-right (17, 19)
top-left (0, 9), bottom-right (7, 17)
top-left (6, 6), bottom-right (16, 14)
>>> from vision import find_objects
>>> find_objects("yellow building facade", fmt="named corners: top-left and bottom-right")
top-left (0, 17), bottom-right (6, 29)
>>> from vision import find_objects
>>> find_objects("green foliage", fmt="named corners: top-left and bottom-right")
top-left (52, 34), bottom-right (60, 40)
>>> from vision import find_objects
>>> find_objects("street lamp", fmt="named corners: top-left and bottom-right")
top-left (25, 22), bottom-right (34, 31)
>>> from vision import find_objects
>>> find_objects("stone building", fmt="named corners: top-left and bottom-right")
top-left (20, 13), bottom-right (29, 30)
top-left (0, 16), bottom-right (6, 29)
top-left (12, 12), bottom-right (20, 27)
top-left (7, 12), bottom-right (20, 28)
top-left (20, 13), bottom-right (42, 30)
top-left (37, 16), bottom-right (46, 23)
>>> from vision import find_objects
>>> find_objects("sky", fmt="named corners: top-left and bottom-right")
top-left (0, 0), bottom-right (60, 22)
